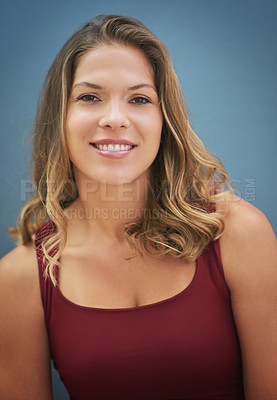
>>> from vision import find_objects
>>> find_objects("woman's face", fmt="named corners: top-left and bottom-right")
top-left (66, 43), bottom-right (163, 187)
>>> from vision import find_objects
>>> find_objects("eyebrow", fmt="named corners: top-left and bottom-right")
top-left (72, 82), bottom-right (157, 92)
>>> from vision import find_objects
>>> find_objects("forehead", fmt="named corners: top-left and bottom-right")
top-left (73, 44), bottom-right (154, 84)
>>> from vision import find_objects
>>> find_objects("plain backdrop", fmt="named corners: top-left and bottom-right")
top-left (1, 0), bottom-right (276, 398)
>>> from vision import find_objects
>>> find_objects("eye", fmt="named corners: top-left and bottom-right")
top-left (77, 94), bottom-right (100, 103)
top-left (130, 96), bottom-right (151, 105)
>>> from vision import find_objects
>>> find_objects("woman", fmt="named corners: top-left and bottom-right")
top-left (0, 15), bottom-right (276, 400)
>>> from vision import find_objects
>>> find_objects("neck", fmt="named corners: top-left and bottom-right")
top-left (65, 172), bottom-right (152, 244)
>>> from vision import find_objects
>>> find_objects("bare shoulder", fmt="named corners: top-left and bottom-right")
top-left (218, 193), bottom-right (275, 239)
top-left (0, 243), bottom-right (37, 277)
top-left (0, 243), bottom-right (44, 340)
top-left (0, 242), bottom-right (44, 343)
top-left (217, 193), bottom-right (276, 289)
top-left (0, 245), bottom-right (53, 399)
top-left (217, 197), bottom-right (277, 398)
top-left (0, 244), bottom-right (39, 301)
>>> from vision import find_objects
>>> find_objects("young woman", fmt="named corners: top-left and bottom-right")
top-left (0, 15), bottom-right (276, 400)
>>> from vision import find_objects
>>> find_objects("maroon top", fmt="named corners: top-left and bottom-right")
top-left (35, 221), bottom-right (244, 400)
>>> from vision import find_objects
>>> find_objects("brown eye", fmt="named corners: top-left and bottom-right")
top-left (78, 94), bottom-right (100, 102)
top-left (130, 96), bottom-right (151, 105)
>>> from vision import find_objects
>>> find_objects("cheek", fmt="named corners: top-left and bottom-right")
top-left (134, 108), bottom-right (163, 136)
top-left (66, 109), bottom-right (97, 140)
top-left (147, 111), bottom-right (163, 145)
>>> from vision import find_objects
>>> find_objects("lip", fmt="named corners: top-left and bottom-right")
top-left (90, 143), bottom-right (137, 158)
top-left (91, 138), bottom-right (136, 145)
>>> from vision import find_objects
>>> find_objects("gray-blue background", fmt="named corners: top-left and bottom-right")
top-left (1, 0), bottom-right (276, 398)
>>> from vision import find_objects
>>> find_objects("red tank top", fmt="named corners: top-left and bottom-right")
top-left (35, 221), bottom-right (244, 400)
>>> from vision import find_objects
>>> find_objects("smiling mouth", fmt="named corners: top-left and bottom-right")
top-left (91, 143), bottom-right (136, 151)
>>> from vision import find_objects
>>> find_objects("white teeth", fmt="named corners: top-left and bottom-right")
top-left (95, 143), bottom-right (133, 151)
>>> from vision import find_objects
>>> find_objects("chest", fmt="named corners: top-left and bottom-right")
top-left (48, 249), bottom-right (244, 400)
top-left (59, 247), bottom-right (196, 309)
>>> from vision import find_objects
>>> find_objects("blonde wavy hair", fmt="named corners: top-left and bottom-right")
top-left (10, 15), bottom-right (231, 284)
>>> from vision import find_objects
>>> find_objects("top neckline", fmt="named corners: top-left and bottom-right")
top-left (54, 256), bottom-right (199, 313)
top-left (36, 219), bottom-right (212, 313)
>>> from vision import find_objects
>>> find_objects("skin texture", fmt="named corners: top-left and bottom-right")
top-left (219, 196), bottom-right (277, 400)
top-left (0, 245), bottom-right (53, 400)
top-left (65, 44), bottom-right (163, 242)
top-left (61, 44), bottom-right (196, 309)
top-left (66, 44), bottom-right (163, 187)
top-left (0, 44), bottom-right (276, 399)
top-left (1, 196), bottom-right (276, 399)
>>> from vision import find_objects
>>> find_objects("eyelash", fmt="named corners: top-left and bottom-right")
top-left (130, 96), bottom-right (151, 105)
top-left (76, 95), bottom-right (151, 104)
top-left (77, 94), bottom-right (100, 102)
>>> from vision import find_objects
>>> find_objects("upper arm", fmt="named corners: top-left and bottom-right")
top-left (0, 245), bottom-right (53, 400)
top-left (219, 195), bottom-right (277, 400)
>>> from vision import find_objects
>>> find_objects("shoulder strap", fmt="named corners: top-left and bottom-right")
top-left (198, 238), bottom-right (230, 300)
top-left (34, 221), bottom-right (56, 326)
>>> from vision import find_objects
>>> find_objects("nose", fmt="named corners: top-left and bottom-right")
top-left (98, 99), bottom-right (130, 130)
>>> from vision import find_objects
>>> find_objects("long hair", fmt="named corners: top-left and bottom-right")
top-left (10, 15), bottom-right (231, 284)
